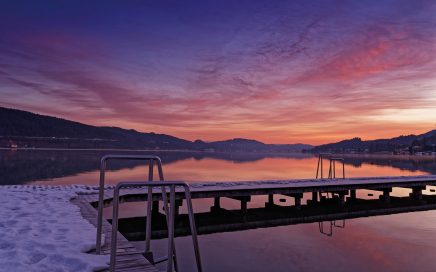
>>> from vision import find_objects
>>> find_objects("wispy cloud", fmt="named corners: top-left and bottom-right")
top-left (0, 0), bottom-right (435, 144)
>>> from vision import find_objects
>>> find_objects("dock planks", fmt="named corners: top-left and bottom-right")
top-left (86, 175), bottom-right (436, 206)
top-left (72, 196), bottom-right (159, 272)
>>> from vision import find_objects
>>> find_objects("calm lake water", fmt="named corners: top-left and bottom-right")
top-left (1, 149), bottom-right (435, 185)
top-left (2, 149), bottom-right (436, 271)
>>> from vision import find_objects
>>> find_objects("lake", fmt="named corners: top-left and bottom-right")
top-left (2, 149), bottom-right (436, 271)
top-left (1, 149), bottom-right (435, 185)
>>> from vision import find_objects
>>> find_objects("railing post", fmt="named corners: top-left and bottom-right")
top-left (184, 184), bottom-right (203, 272)
top-left (342, 160), bottom-right (345, 179)
top-left (166, 185), bottom-right (176, 272)
top-left (96, 155), bottom-right (165, 255)
top-left (316, 155), bottom-right (321, 179)
top-left (145, 159), bottom-right (154, 253)
top-left (96, 157), bottom-right (107, 254)
top-left (110, 184), bottom-right (121, 272)
top-left (328, 159), bottom-right (332, 178)
top-left (109, 181), bottom-right (202, 272)
top-left (321, 155), bottom-right (323, 178)
top-left (159, 180), bottom-right (179, 271)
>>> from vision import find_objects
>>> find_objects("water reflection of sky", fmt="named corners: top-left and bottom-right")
top-left (31, 155), bottom-right (430, 185)
top-left (135, 210), bottom-right (436, 272)
top-left (0, 150), bottom-right (433, 185)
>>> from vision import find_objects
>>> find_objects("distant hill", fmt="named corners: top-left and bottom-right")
top-left (0, 107), bottom-right (194, 150)
top-left (311, 130), bottom-right (436, 154)
top-left (0, 107), bottom-right (311, 152)
top-left (204, 138), bottom-right (312, 153)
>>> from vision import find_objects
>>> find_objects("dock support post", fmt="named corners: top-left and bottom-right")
top-left (379, 189), bottom-right (391, 204)
top-left (266, 194), bottom-right (275, 208)
top-left (349, 190), bottom-right (356, 200)
top-left (211, 197), bottom-right (221, 212)
top-left (410, 187), bottom-right (424, 200)
top-left (226, 196), bottom-right (251, 214)
top-left (214, 197), bottom-right (221, 208)
top-left (152, 201), bottom-right (159, 215)
top-left (175, 199), bottom-right (183, 216)
top-left (241, 199), bottom-right (248, 214)
top-left (295, 197), bottom-right (301, 210)
top-left (312, 192), bottom-right (318, 202)
top-left (268, 194), bottom-right (274, 205)
top-left (290, 193), bottom-right (303, 210)
top-left (338, 192), bottom-right (346, 207)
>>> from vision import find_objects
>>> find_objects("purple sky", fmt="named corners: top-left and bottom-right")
top-left (1, 0), bottom-right (435, 144)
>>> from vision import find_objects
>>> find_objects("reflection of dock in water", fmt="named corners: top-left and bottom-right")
top-left (82, 175), bottom-right (436, 240)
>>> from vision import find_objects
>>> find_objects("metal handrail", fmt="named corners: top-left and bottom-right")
top-left (328, 158), bottom-right (345, 179)
top-left (110, 181), bottom-right (202, 272)
top-left (315, 153), bottom-right (332, 179)
top-left (96, 155), bottom-right (164, 254)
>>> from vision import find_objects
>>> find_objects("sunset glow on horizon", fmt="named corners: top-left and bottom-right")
top-left (1, 0), bottom-right (435, 145)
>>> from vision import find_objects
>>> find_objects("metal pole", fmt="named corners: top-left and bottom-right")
top-left (96, 157), bottom-right (106, 254)
top-left (157, 159), bottom-right (164, 181)
top-left (342, 161), bottom-right (345, 179)
top-left (316, 155), bottom-right (320, 179)
top-left (160, 181), bottom-right (178, 271)
top-left (145, 160), bottom-right (154, 252)
top-left (166, 185), bottom-right (176, 272)
top-left (108, 181), bottom-right (200, 272)
top-left (96, 155), bottom-right (163, 255)
top-left (184, 185), bottom-right (203, 272)
top-left (321, 156), bottom-right (323, 178)
top-left (157, 160), bottom-right (179, 271)
top-left (110, 185), bottom-right (121, 272)
top-left (333, 160), bottom-right (336, 178)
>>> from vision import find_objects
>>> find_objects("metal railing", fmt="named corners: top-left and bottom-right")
top-left (110, 181), bottom-right (202, 272)
top-left (315, 154), bottom-right (345, 180)
top-left (315, 153), bottom-right (332, 179)
top-left (328, 158), bottom-right (345, 179)
top-left (96, 155), bottom-right (164, 255)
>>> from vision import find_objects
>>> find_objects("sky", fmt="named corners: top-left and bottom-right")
top-left (0, 0), bottom-right (435, 145)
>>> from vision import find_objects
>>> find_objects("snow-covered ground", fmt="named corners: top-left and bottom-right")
top-left (0, 185), bottom-right (109, 272)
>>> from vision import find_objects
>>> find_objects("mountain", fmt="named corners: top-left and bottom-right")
top-left (205, 138), bottom-right (312, 152)
top-left (417, 130), bottom-right (436, 140)
top-left (0, 107), bottom-right (194, 150)
top-left (0, 107), bottom-right (311, 152)
top-left (311, 130), bottom-right (436, 154)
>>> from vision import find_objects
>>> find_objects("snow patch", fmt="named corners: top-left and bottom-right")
top-left (0, 185), bottom-right (109, 272)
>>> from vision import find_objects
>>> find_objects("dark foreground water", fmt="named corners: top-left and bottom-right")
top-left (1, 149), bottom-right (436, 271)
top-left (143, 210), bottom-right (436, 272)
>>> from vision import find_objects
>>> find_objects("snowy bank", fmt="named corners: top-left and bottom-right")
top-left (0, 185), bottom-right (109, 272)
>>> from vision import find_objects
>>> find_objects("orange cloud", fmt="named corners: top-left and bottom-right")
top-left (1, 5), bottom-right (435, 145)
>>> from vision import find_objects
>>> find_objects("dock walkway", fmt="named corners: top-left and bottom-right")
top-left (84, 175), bottom-right (436, 206)
top-left (73, 196), bottom-right (159, 272)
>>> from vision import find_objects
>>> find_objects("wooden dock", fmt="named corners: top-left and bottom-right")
top-left (72, 196), bottom-right (159, 272)
top-left (117, 190), bottom-right (436, 240)
top-left (74, 175), bottom-right (436, 271)
top-left (85, 175), bottom-right (436, 207)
